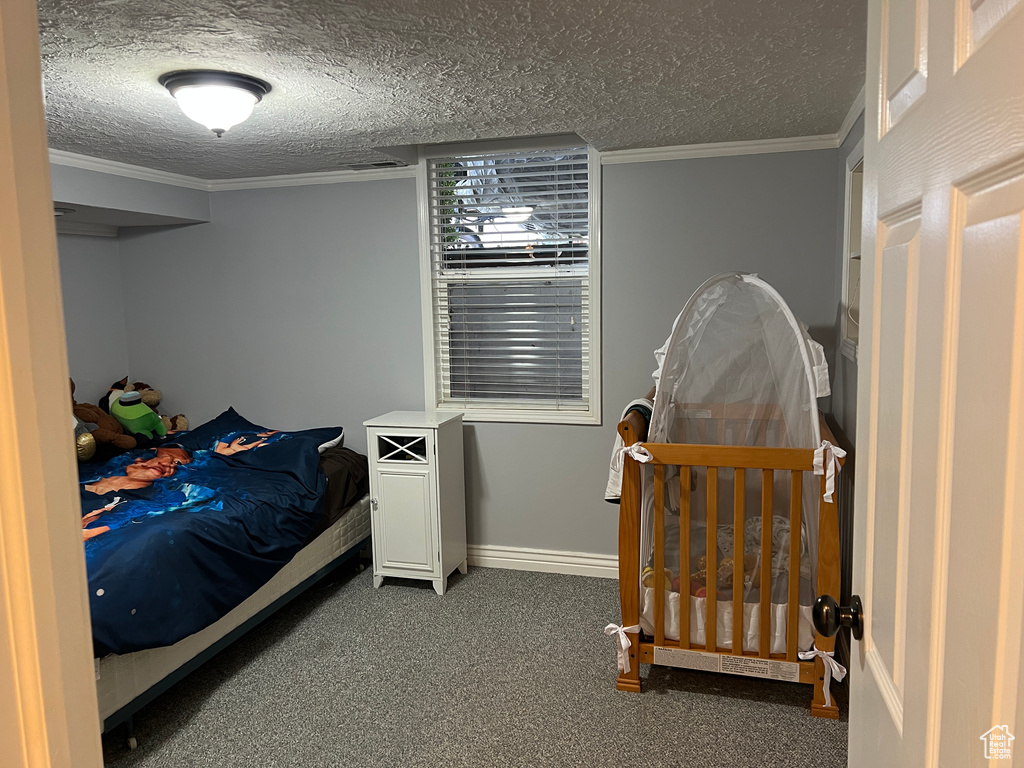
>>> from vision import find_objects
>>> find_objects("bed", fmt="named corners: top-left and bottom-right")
top-left (81, 408), bottom-right (371, 740)
top-left (606, 273), bottom-right (846, 718)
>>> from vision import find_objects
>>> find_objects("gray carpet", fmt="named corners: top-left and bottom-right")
top-left (102, 563), bottom-right (848, 767)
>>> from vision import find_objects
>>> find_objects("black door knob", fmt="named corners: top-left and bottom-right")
top-left (812, 594), bottom-right (864, 641)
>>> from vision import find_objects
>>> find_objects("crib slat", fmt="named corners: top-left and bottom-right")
top-left (680, 465), bottom-right (691, 649)
top-left (706, 467), bottom-right (718, 652)
top-left (733, 468), bottom-right (745, 655)
top-left (787, 471), bottom-right (803, 661)
top-left (654, 464), bottom-right (666, 647)
top-left (760, 469), bottom-right (773, 658)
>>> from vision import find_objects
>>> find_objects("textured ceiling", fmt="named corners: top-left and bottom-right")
top-left (37, 0), bottom-right (866, 180)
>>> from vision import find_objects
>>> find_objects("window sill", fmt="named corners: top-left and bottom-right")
top-left (431, 405), bottom-right (601, 426)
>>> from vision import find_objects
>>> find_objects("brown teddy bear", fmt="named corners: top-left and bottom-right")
top-left (71, 379), bottom-right (136, 452)
top-left (124, 380), bottom-right (162, 409)
top-left (162, 414), bottom-right (189, 433)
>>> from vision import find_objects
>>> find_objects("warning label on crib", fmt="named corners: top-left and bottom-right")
top-left (653, 646), bottom-right (800, 683)
top-left (653, 647), bottom-right (720, 673)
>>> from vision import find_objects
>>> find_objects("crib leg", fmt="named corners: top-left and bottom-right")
top-left (810, 657), bottom-right (840, 719)
top-left (616, 632), bottom-right (642, 693)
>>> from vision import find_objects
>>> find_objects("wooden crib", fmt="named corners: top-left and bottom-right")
top-left (615, 400), bottom-right (844, 719)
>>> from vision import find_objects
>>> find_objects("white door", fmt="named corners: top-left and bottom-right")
top-left (851, 0), bottom-right (1024, 765)
top-left (0, 1), bottom-right (104, 764)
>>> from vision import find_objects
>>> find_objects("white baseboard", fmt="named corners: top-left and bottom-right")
top-left (467, 544), bottom-right (618, 579)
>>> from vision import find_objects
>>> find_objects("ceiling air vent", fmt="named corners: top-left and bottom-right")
top-left (344, 160), bottom-right (409, 171)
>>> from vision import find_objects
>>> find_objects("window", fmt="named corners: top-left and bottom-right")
top-left (419, 139), bottom-right (600, 423)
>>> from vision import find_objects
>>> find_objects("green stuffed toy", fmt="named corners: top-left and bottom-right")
top-left (110, 391), bottom-right (167, 440)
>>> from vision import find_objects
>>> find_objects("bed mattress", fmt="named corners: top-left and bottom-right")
top-left (96, 493), bottom-right (370, 724)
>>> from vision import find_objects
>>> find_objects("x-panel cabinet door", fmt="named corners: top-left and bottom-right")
top-left (852, 0), bottom-right (1024, 766)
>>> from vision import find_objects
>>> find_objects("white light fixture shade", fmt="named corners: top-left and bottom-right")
top-left (159, 71), bottom-right (271, 137)
top-left (173, 84), bottom-right (257, 134)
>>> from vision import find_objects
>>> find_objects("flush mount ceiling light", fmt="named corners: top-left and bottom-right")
top-left (159, 70), bottom-right (271, 137)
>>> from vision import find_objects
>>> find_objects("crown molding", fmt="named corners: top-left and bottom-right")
top-left (48, 149), bottom-right (210, 190)
top-left (601, 133), bottom-right (839, 165)
top-left (52, 98), bottom-right (868, 190)
top-left (48, 149), bottom-right (418, 192)
top-left (206, 165), bottom-right (416, 191)
top-left (837, 84), bottom-right (866, 147)
top-left (600, 87), bottom-right (867, 166)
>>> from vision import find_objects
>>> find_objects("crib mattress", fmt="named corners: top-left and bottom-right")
top-left (96, 493), bottom-right (370, 723)
top-left (639, 586), bottom-right (814, 655)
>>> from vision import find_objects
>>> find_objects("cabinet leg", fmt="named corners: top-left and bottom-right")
top-left (457, 559), bottom-right (468, 575)
top-left (433, 577), bottom-right (446, 596)
top-left (372, 574), bottom-right (384, 589)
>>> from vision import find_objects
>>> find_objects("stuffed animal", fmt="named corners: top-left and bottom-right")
top-left (162, 414), bottom-right (189, 433)
top-left (111, 391), bottom-right (167, 440)
top-left (72, 414), bottom-right (96, 461)
top-left (641, 566), bottom-right (673, 591)
top-left (124, 380), bottom-right (162, 410)
top-left (130, 382), bottom-right (189, 432)
top-left (101, 377), bottom-right (188, 434)
top-left (690, 553), bottom-right (760, 594)
top-left (71, 379), bottom-right (136, 451)
top-left (98, 376), bottom-right (128, 413)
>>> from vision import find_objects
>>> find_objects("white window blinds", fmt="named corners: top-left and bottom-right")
top-left (424, 144), bottom-right (597, 421)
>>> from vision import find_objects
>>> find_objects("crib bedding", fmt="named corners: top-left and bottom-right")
top-left (639, 588), bottom-right (814, 654)
top-left (81, 408), bottom-right (344, 657)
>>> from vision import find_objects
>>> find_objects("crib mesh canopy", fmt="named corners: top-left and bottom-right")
top-left (649, 272), bottom-right (826, 449)
top-left (639, 273), bottom-right (830, 636)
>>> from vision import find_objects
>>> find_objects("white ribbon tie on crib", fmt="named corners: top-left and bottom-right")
top-left (604, 623), bottom-right (640, 674)
top-left (813, 441), bottom-right (847, 503)
top-left (611, 442), bottom-right (653, 473)
top-left (798, 645), bottom-right (847, 708)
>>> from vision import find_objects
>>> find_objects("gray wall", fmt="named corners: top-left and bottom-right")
top-left (117, 179), bottom-right (425, 443)
top-left (602, 150), bottom-right (842, 413)
top-left (63, 148), bottom-right (841, 557)
top-left (51, 164), bottom-right (211, 224)
top-left (831, 115), bottom-right (865, 442)
top-left (58, 234), bottom-right (129, 404)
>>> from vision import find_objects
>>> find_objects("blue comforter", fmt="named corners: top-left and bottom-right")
top-left (81, 408), bottom-right (342, 657)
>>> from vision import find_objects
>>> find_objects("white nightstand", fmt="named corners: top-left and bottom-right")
top-left (363, 411), bottom-right (467, 595)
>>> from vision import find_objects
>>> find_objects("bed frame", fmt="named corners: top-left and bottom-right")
top-left (97, 494), bottom-right (371, 744)
top-left (615, 401), bottom-right (843, 718)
